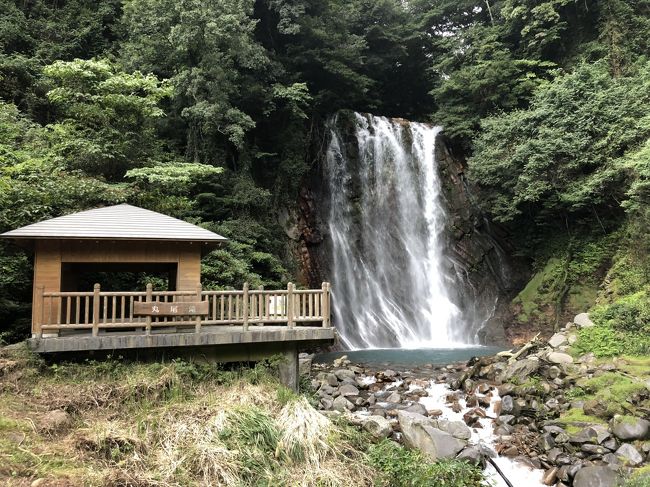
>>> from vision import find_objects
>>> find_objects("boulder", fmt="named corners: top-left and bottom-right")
top-left (435, 419), bottom-right (472, 440)
top-left (333, 369), bottom-right (356, 381)
top-left (615, 443), bottom-right (644, 466)
top-left (404, 403), bottom-right (428, 416)
top-left (37, 409), bottom-right (72, 433)
top-left (542, 467), bottom-right (558, 486)
top-left (338, 384), bottom-right (360, 397)
top-left (610, 415), bottom-right (650, 441)
top-left (546, 366), bottom-right (561, 380)
top-left (602, 438), bottom-right (618, 451)
top-left (298, 356), bottom-right (312, 377)
top-left (497, 383), bottom-right (515, 396)
top-left (397, 411), bottom-right (466, 460)
top-left (574, 313), bottom-right (595, 328)
top-left (548, 333), bottom-right (568, 348)
top-left (319, 384), bottom-right (336, 396)
top-left (581, 443), bottom-right (607, 455)
top-left (547, 352), bottom-right (573, 364)
top-left (332, 395), bottom-right (354, 412)
top-left (397, 410), bottom-right (435, 431)
top-left (500, 359), bottom-right (540, 382)
top-left (590, 425), bottom-right (611, 444)
top-left (362, 415), bottom-right (392, 439)
top-left (573, 466), bottom-right (621, 487)
top-left (547, 447), bottom-right (562, 463)
top-left (456, 446), bottom-right (485, 467)
top-left (386, 392), bottom-right (401, 403)
top-left (538, 433), bottom-right (555, 451)
top-left (583, 398), bottom-right (610, 419)
top-left (332, 355), bottom-right (349, 367)
top-left (496, 414), bottom-right (515, 426)
top-left (570, 427), bottom-right (599, 444)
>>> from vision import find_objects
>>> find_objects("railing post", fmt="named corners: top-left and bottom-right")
top-left (195, 283), bottom-right (203, 333)
top-left (145, 283), bottom-right (153, 335)
top-left (322, 282), bottom-right (331, 328)
top-left (92, 283), bottom-right (100, 337)
top-left (287, 282), bottom-right (295, 328)
top-left (242, 282), bottom-right (249, 331)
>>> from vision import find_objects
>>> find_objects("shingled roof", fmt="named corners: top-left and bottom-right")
top-left (0, 204), bottom-right (227, 243)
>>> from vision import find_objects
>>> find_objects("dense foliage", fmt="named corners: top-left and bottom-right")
top-left (368, 439), bottom-right (483, 486)
top-left (1, 0), bottom-right (649, 340)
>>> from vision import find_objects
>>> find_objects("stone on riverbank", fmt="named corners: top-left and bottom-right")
top-left (573, 313), bottom-right (595, 328)
top-left (546, 352), bottom-right (573, 364)
top-left (548, 333), bottom-right (568, 348)
top-left (501, 358), bottom-right (540, 382)
top-left (573, 466), bottom-right (621, 487)
top-left (361, 415), bottom-right (392, 439)
top-left (397, 410), bottom-right (466, 460)
top-left (616, 443), bottom-right (644, 466)
top-left (610, 415), bottom-right (650, 441)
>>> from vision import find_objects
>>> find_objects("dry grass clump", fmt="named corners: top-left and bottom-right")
top-left (152, 409), bottom-right (242, 485)
top-left (276, 396), bottom-right (333, 465)
top-left (86, 387), bottom-right (373, 486)
top-left (275, 397), bottom-right (374, 486)
top-left (0, 351), bottom-right (376, 486)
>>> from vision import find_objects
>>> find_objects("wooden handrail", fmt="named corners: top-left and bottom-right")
top-left (34, 281), bottom-right (332, 336)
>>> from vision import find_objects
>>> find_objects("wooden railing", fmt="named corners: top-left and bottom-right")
top-left (33, 282), bottom-right (331, 338)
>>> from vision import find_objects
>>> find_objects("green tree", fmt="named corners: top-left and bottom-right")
top-left (468, 61), bottom-right (650, 227)
top-left (43, 58), bottom-right (172, 180)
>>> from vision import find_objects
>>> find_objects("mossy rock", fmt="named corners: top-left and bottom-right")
top-left (557, 408), bottom-right (607, 434)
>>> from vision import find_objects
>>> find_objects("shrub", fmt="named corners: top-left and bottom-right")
top-left (624, 470), bottom-right (650, 487)
top-left (368, 440), bottom-right (483, 487)
top-left (575, 291), bottom-right (650, 357)
top-left (574, 325), bottom-right (622, 357)
top-left (592, 291), bottom-right (650, 333)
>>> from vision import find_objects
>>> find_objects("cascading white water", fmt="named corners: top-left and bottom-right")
top-left (325, 112), bottom-right (475, 349)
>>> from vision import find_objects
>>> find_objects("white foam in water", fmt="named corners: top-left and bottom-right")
top-left (419, 382), bottom-right (546, 487)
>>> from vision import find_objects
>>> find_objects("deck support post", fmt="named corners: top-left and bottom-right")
top-left (92, 283), bottom-right (100, 337)
top-left (278, 343), bottom-right (299, 391)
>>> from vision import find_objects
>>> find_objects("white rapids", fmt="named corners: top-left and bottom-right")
top-left (419, 382), bottom-right (546, 487)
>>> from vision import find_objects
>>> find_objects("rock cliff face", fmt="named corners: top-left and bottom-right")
top-left (280, 111), bottom-right (526, 345)
top-left (432, 133), bottom-right (527, 343)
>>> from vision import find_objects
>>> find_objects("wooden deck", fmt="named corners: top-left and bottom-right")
top-left (30, 282), bottom-right (335, 353)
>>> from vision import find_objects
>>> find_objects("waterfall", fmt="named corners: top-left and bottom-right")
top-left (325, 112), bottom-right (477, 349)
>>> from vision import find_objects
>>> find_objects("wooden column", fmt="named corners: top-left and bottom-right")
top-left (32, 286), bottom-right (45, 338)
top-left (176, 245), bottom-right (201, 291)
top-left (32, 240), bottom-right (62, 336)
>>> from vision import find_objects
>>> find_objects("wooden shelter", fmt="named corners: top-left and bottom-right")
top-left (1, 204), bottom-right (334, 388)
top-left (2, 204), bottom-right (226, 333)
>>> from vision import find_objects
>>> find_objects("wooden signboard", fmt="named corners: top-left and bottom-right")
top-left (133, 301), bottom-right (209, 316)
